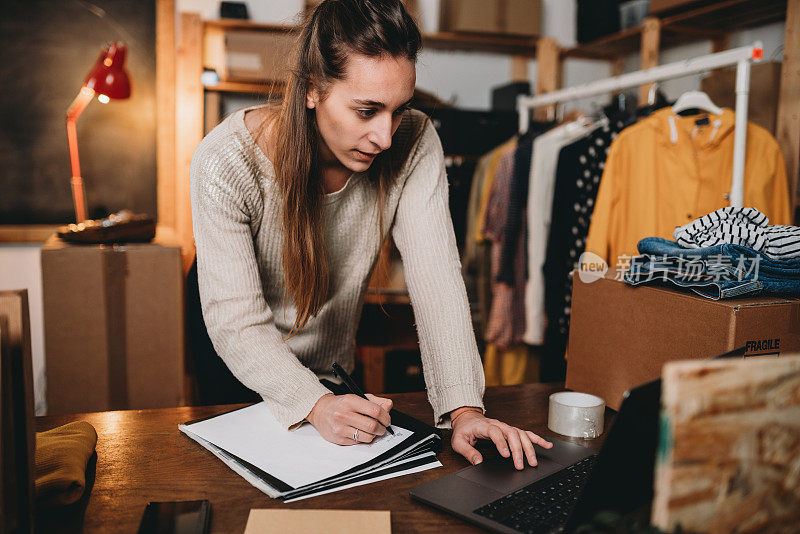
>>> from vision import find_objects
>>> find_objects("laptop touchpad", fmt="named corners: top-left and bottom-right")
top-left (456, 456), bottom-right (564, 494)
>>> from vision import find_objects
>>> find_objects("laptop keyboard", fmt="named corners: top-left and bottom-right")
top-left (473, 455), bottom-right (598, 534)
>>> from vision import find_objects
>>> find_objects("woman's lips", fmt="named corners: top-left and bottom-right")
top-left (354, 149), bottom-right (377, 161)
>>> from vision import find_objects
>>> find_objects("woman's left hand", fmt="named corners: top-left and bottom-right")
top-left (451, 411), bottom-right (553, 470)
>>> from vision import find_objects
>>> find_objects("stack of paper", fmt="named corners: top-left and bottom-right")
top-left (179, 403), bottom-right (442, 501)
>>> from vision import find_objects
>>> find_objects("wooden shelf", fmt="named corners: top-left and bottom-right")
top-left (564, 0), bottom-right (787, 60)
top-left (0, 225), bottom-right (60, 243)
top-left (661, 0), bottom-right (786, 32)
top-left (204, 80), bottom-right (284, 94)
top-left (204, 19), bottom-right (296, 33)
top-left (203, 19), bottom-right (537, 57)
top-left (563, 26), bottom-right (645, 60)
top-left (422, 31), bottom-right (537, 56)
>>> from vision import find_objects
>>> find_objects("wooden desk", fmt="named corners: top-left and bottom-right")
top-left (35, 384), bottom-right (613, 533)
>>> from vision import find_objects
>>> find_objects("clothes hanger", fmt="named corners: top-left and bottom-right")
top-left (672, 90), bottom-right (723, 115)
top-left (556, 102), bottom-right (565, 124)
top-left (648, 82), bottom-right (659, 107)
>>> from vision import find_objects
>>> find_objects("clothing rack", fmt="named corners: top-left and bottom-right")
top-left (517, 43), bottom-right (764, 208)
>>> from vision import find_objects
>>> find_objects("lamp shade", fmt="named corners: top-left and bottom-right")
top-left (83, 42), bottom-right (131, 100)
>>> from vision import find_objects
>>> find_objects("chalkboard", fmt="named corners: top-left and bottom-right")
top-left (0, 0), bottom-right (156, 224)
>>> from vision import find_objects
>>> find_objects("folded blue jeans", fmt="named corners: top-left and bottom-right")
top-left (624, 237), bottom-right (800, 299)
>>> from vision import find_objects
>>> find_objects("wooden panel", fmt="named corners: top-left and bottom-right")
top-left (0, 291), bottom-right (34, 534)
top-left (204, 80), bottom-right (285, 94)
top-left (639, 17), bottom-right (662, 105)
top-left (611, 57), bottom-right (626, 77)
top-left (0, 322), bottom-right (9, 533)
top-left (157, 0), bottom-right (177, 231)
top-left (711, 34), bottom-right (730, 53)
top-left (204, 91), bottom-right (221, 136)
top-left (534, 37), bottom-right (560, 121)
top-left (203, 25), bottom-right (227, 79)
top-left (175, 13), bottom-right (204, 269)
top-left (361, 347), bottom-right (387, 394)
top-left (510, 55), bottom-right (528, 82)
top-left (653, 356), bottom-right (800, 532)
top-left (0, 225), bottom-right (59, 243)
top-left (776, 0), bottom-right (800, 208)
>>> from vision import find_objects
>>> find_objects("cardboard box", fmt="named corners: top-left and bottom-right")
top-left (701, 62), bottom-right (782, 135)
top-left (566, 273), bottom-right (800, 410)
top-left (222, 30), bottom-right (297, 82)
top-left (41, 236), bottom-right (184, 415)
top-left (440, 0), bottom-right (541, 37)
top-left (304, 0), bottom-right (421, 25)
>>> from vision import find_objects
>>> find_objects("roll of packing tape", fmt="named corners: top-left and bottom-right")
top-left (548, 392), bottom-right (605, 438)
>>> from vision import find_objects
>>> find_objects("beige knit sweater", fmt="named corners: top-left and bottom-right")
top-left (190, 107), bottom-right (485, 429)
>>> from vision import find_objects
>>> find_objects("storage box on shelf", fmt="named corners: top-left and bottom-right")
top-left (439, 0), bottom-right (541, 37)
top-left (203, 21), bottom-right (297, 84)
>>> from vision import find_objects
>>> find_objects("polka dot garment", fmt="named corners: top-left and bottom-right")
top-left (540, 115), bottom-right (631, 381)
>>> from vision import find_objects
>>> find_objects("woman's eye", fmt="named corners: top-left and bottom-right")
top-left (357, 109), bottom-right (376, 118)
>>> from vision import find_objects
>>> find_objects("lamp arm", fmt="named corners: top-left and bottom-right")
top-left (66, 87), bottom-right (94, 223)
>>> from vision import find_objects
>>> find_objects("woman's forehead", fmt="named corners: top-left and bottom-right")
top-left (336, 53), bottom-right (416, 103)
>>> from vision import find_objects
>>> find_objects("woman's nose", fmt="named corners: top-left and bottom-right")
top-left (368, 115), bottom-right (393, 152)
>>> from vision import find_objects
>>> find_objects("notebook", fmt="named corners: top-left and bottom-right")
top-left (179, 400), bottom-right (442, 502)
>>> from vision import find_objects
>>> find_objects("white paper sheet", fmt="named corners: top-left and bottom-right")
top-left (181, 402), bottom-right (417, 488)
top-left (180, 424), bottom-right (441, 500)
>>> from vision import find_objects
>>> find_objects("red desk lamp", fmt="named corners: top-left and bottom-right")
top-left (66, 42), bottom-right (131, 223)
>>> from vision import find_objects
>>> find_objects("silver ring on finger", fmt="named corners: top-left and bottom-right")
top-left (353, 429), bottom-right (359, 442)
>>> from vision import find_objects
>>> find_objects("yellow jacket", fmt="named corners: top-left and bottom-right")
top-left (586, 108), bottom-right (790, 267)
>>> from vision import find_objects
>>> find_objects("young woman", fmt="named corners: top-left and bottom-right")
top-left (190, 0), bottom-right (551, 470)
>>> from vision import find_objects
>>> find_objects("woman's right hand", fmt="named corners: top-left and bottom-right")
top-left (306, 393), bottom-right (393, 445)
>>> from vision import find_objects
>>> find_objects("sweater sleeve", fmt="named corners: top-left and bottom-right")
top-left (190, 140), bottom-right (331, 429)
top-left (391, 120), bottom-right (486, 428)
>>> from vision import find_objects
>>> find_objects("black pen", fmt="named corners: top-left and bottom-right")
top-left (332, 362), bottom-right (394, 435)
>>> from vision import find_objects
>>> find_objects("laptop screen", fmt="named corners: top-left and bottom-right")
top-left (564, 378), bottom-right (661, 531)
top-left (564, 345), bottom-right (746, 531)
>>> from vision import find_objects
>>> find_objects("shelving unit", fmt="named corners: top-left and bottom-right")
top-left (564, 0), bottom-right (788, 60)
top-left (203, 18), bottom-right (540, 57)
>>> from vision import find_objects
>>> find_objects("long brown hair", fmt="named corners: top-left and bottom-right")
top-left (272, 0), bottom-right (422, 334)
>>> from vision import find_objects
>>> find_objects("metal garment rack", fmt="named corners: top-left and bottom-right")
top-left (517, 42), bottom-right (764, 208)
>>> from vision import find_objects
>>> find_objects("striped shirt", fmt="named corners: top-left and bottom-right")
top-left (673, 207), bottom-right (800, 259)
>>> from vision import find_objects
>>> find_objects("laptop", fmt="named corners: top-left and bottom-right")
top-left (410, 379), bottom-right (661, 533)
top-left (410, 346), bottom-right (750, 534)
